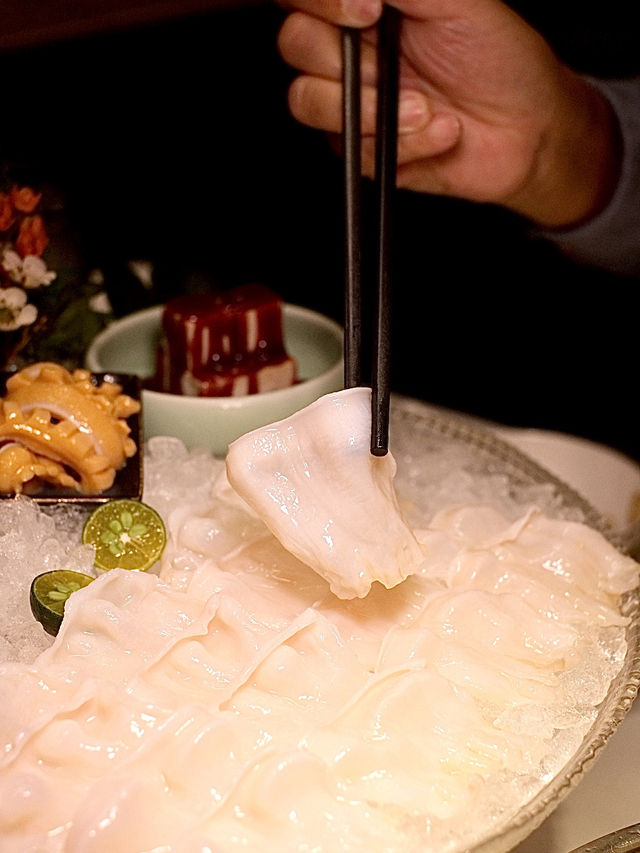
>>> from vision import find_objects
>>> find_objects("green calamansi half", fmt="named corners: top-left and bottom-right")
top-left (82, 498), bottom-right (167, 572)
top-left (30, 569), bottom-right (94, 636)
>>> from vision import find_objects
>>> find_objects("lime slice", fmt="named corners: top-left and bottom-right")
top-left (30, 569), bottom-right (94, 636)
top-left (82, 499), bottom-right (167, 572)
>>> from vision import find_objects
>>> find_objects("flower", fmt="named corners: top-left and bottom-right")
top-left (10, 185), bottom-right (42, 214)
top-left (1, 248), bottom-right (22, 279)
top-left (0, 287), bottom-right (37, 331)
top-left (16, 215), bottom-right (49, 257)
top-left (21, 255), bottom-right (57, 289)
top-left (89, 291), bottom-right (113, 314)
top-left (0, 193), bottom-right (15, 232)
top-left (1, 248), bottom-right (56, 289)
top-left (0, 177), bottom-right (106, 371)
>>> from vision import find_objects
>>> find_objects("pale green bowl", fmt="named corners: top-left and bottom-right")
top-left (86, 303), bottom-right (344, 457)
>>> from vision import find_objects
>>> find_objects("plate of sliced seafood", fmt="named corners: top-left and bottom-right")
top-left (0, 391), bottom-right (638, 852)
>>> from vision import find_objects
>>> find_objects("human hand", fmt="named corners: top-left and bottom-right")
top-left (277, 0), bottom-right (620, 228)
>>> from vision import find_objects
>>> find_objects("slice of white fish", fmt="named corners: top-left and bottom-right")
top-left (226, 388), bottom-right (425, 599)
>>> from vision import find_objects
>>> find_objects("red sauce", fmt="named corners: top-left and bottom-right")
top-left (152, 284), bottom-right (297, 397)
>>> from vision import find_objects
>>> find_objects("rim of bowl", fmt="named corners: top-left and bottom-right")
top-left (86, 303), bottom-right (344, 409)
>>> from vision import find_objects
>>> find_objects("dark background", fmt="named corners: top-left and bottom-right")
top-left (2, 1), bottom-right (639, 460)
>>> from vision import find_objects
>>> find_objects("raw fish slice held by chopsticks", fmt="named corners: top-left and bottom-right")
top-left (226, 387), bottom-right (425, 599)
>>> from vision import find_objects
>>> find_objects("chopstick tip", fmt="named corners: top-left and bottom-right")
top-left (370, 445), bottom-right (389, 457)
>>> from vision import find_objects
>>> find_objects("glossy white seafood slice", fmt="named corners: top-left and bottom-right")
top-left (492, 508), bottom-right (639, 600)
top-left (417, 587), bottom-right (579, 669)
top-left (305, 668), bottom-right (534, 819)
top-left (226, 387), bottom-right (425, 599)
top-left (377, 625), bottom-right (561, 706)
top-left (431, 504), bottom-right (639, 601)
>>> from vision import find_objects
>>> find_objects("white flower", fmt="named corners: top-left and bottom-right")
top-left (88, 267), bottom-right (105, 286)
top-left (128, 259), bottom-right (154, 290)
top-left (1, 248), bottom-right (23, 280)
top-left (20, 255), bottom-right (57, 289)
top-left (89, 291), bottom-right (113, 314)
top-left (1, 248), bottom-right (56, 289)
top-left (0, 287), bottom-right (38, 331)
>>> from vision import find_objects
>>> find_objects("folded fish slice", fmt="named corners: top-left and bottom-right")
top-left (226, 387), bottom-right (425, 599)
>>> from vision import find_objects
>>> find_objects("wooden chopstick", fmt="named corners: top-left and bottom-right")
top-left (342, 7), bottom-right (401, 456)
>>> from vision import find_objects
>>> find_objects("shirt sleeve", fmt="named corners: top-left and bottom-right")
top-left (538, 77), bottom-right (640, 277)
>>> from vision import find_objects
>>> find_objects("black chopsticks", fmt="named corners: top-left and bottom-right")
top-left (342, 26), bottom-right (363, 391)
top-left (342, 6), bottom-right (401, 457)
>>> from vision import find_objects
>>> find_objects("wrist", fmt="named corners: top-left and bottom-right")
top-left (507, 73), bottom-right (622, 230)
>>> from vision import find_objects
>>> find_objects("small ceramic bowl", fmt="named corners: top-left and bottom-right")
top-left (85, 303), bottom-right (344, 457)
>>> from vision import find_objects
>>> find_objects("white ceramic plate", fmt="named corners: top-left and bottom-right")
top-left (494, 427), bottom-right (640, 534)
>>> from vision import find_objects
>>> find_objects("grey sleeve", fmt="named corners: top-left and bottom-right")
top-left (538, 77), bottom-right (640, 276)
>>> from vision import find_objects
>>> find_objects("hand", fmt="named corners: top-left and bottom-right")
top-left (277, 0), bottom-right (620, 228)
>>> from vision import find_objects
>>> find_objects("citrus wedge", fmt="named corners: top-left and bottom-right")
top-left (82, 498), bottom-right (167, 572)
top-left (30, 569), bottom-right (94, 636)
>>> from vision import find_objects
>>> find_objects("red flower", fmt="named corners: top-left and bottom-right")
top-left (16, 215), bottom-right (49, 257)
top-left (0, 193), bottom-right (15, 232)
top-left (10, 185), bottom-right (42, 214)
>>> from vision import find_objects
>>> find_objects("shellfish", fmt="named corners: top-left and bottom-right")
top-left (0, 362), bottom-right (140, 494)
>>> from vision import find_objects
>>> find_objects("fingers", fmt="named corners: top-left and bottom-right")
top-left (287, 76), bottom-right (374, 134)
top-left (358, 113), bottom-right (461, 180)
top-left (288, 74), bottom-right (432, 138)
top-left (279, 1), bottom-right (463, 190)
top-left (395, 115), bottom-right (462, 189)
top-left (278, 12), bottom-right (378, 84)
top-left (277, 0), bottom-right (382, 28)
